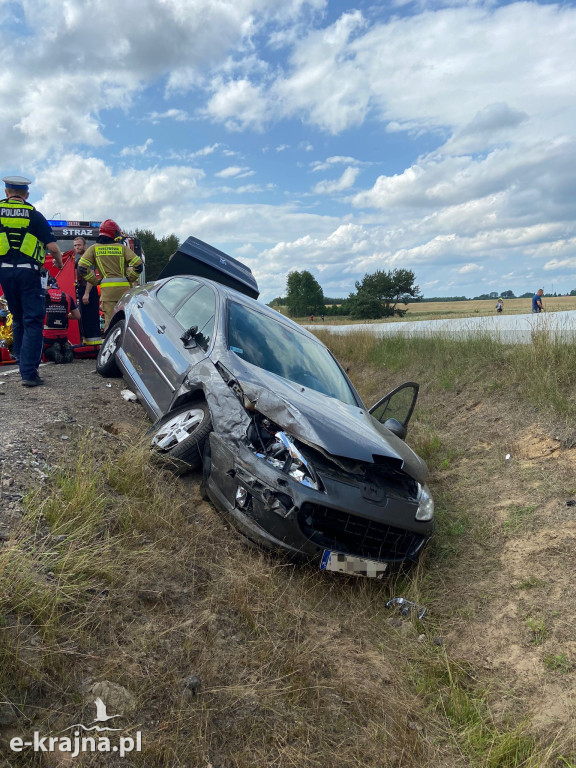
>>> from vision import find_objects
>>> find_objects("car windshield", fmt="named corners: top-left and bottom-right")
top-left (227, 301), bottom-right (357, 406)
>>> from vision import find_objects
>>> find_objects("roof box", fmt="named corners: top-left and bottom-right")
top-left (157, 236), bottom-right (259, 299)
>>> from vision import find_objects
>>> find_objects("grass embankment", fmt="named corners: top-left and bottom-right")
top-left (2, 328), bottom-right (576, 766)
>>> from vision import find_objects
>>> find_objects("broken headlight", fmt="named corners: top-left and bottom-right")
top-left (249, 417), bottom-right (322, 491)
top-left (415, 483), bottom-right (434, 521)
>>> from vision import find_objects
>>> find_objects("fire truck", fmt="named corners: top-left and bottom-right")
top-left (0, 219), bottom-right (143, 365)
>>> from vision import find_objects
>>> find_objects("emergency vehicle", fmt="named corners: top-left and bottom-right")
top-left (0, 219), bottom-right (143, 365)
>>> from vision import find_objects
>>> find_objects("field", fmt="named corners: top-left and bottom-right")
top-left (286, 295), bottom-right (576, 325)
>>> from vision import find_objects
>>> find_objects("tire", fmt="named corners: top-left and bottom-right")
top-left (96, 320), bottom-right (124, 377)
top-left (149, 401), bottom-right (212, 474)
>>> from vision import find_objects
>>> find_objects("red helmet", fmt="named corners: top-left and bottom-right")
top-left (99, 219), bottom-right (123, 239)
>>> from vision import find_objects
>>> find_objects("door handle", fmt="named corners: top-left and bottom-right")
top-left (157, 325), bottom-right (166, 334)
top-left (136, 301), bottom-right (144, 308)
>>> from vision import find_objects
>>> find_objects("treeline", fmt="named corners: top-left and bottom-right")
top-left (134, 229), bottom-right (180, 281)
top-left (277, 269), bottom-right (422, 320)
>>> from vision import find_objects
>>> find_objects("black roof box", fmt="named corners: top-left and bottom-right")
top-left (157, 236), bottom-right (259, 299)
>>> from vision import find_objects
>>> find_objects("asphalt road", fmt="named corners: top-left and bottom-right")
top-left (307, 310), bottom-right (576, 344)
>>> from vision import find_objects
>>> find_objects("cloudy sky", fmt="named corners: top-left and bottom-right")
top-left (3, 0), bottom-right (576, 301)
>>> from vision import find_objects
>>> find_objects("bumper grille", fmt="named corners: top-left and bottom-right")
top-left (298, 503), bottom-right (427, 562)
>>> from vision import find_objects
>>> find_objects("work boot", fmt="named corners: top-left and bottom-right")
top-left (62, 341), bottom-right (74, 364)
top-left (22, 377), bottom-right (45, 388)
top-left (45, 342), bottom-right (63, 364)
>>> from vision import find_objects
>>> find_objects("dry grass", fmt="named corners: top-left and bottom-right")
top-left (2, 331), bottom-right (576, 766)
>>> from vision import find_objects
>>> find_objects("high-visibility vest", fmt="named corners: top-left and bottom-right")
top-left (0, 199), bottom-right (45, 265)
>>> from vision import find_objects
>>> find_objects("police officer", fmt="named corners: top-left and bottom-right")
top-left (0, 175), bottom-right (64, 387)
top-left (77, 219), bottom-right (143, 330)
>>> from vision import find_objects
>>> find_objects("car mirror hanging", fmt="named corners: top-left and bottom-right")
top-left (180, 325), bottom-right (198, 348)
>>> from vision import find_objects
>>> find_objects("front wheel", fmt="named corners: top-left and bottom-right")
top-left (96, 320), bottom-right (124, 377)
top-left (149, 401), bottom-right (212, 474)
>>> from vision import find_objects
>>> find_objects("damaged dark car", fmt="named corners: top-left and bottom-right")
top-left (97, 237), bottom-right (434, 577)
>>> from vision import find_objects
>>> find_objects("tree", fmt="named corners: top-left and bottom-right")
top-left (285, 270), bottom-right (325, 317)
top-left (135, 229), bottom-right (180, 281)
top-left (352, 268), bottom-right (422, 318)
top-left (345, 294), bottom-right (385, 320)
top-left (501, 290), bottom-right (516, 299)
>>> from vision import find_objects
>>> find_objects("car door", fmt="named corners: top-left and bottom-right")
top-left (368, 382), bottom-right (419, 440)
top-left (124, 278), bottom-right (215, 415)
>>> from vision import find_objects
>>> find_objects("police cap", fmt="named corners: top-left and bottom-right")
top-left (2, 175), bottom-right (32, 191)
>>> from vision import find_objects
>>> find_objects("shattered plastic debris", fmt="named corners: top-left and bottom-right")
top-left (386, 597), bottom-right (427, 620)
top-left (106, 383), bottom-right (112, 388)
top-left (566, 500), bottom-right (576, 507)
top-left (505, 454), bottom-right (511, 460)
top-left (121, 389), bottom-right (139, 402)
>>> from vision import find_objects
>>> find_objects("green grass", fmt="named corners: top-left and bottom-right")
top-left (314, 329), bottom-right (576, 421)
top-left (543, 654), bottom-right (573, 673)
top-left (525, 616), bottom-right (548, 645)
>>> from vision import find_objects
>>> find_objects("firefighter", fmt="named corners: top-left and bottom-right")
top-left (73, 236), bottom-right (101, 348)
top-left (43, 275), bottom-right (81, 363)
top-left (77, 219), bottom-right (142, 330)
top-left (0, 175), bottom-right (64, 387)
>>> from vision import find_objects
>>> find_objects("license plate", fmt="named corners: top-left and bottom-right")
top-left (320, 550), bottom-right (388, 579)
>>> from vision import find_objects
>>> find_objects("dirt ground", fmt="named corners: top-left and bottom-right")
top-left (0, 359), bottom-right (148, 536)
top-left (416, 386), bottom-right (576, 748)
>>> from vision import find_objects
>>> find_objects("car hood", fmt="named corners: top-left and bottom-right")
top-left (232, 365), bottom-right (428, 484)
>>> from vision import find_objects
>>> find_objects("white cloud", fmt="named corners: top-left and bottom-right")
top-left (313, 167), bottom-right (360, 194)
top-left (146, 109), bottom-right (191, 123)
top-left (120, 138), bottom-right (154, 157)
top-left (215, 166), bottom-right (255, 179)
top-left (204, 78), bottom-right (269, 131)
top-left (458, 263), bottom-right (482, 274)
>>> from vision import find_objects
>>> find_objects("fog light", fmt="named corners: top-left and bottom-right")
top-left (235, 486), bottom-right (249, 508)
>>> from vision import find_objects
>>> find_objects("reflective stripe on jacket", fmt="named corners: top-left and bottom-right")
top-left (78, 243), bottom-right (142, 286)
top-left (0, 200), bottom-right (45, 265)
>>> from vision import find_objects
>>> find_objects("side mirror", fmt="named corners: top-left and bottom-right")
top-left (180, 325), bottom-right (198, 349)
top-left (383, 418), bottom-right (407, 440)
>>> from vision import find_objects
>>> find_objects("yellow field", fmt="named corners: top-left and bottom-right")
top-left (287, 295), bottom-right (576, 324)
top-left (402, 295), bottom-right (576, 321)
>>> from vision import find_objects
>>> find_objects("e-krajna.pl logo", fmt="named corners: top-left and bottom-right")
top-left (9, 697), bottom-right (142, 758)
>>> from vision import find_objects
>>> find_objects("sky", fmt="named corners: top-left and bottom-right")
top-left (2, 0), bottom-right (576, 302)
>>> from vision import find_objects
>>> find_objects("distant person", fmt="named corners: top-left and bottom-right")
top-left (310, 314), bottom-right (314, 322)
top-left (495, 298), bottom-right (503, 313)
top-left (77, 219), bottom-right (142, 330)
top-left (321, 313), bottom-right (325, 322)
top-left (74, 236), bottom-right (101, 348)
top-left (0, 174), bottom-right (64, 387)
top-left (43, 275), bottom-right (81, 363)
top-left (532, 289), bottom-right (544, 313)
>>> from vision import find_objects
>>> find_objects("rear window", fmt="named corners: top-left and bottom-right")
top-left (227, 301), bottom-right (357, 406)
top-left (156, 277), bottom-right (199, 314)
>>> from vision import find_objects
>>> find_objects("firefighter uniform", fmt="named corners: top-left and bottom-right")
top-left (78, 240), bottom-right (142, 329)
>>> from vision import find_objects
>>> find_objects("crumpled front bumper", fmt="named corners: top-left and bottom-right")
top-left (205, 433), bottom-right (433, 566)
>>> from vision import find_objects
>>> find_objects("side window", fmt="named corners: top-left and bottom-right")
top-left (156, 278), bottom-right (199, 313)
top-left (197, 315), bottom-right (215, 351)
top-left (174, 285), bottom-right (216, 350)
